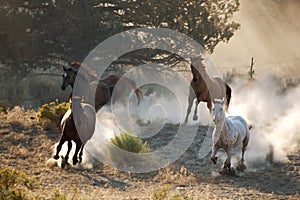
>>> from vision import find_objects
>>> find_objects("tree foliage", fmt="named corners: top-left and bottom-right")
top-left (0, 0), bottom-right (240, 75)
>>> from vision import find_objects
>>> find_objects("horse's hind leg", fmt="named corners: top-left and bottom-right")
top-left (53, 135), bottom-right (66, 160)
top-left (64, 140), bottom-right (72, 164)
top-left (72, 142), bottom-right (81, 165)
top-left (240, 132), bottom-right (250, 170)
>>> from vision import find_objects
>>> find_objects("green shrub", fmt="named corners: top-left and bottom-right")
top-left (109, 132), bottom-right (151, 153)
top-left (0, 168), bottom-right (39, 200)
top-left (153, 186), bottom-right (170, 200)
top-left (107, 132), bottom-right (151, 168)
top-left (37, 99), bottom-right (70, 129)
top-left (0, 100), bottom-right (11, 114)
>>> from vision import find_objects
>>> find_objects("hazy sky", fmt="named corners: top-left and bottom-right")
top-left (212, 0), bottom-right (300, 77)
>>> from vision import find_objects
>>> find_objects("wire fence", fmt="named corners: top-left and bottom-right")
top-left (219, 57), bottom-right (300, 79)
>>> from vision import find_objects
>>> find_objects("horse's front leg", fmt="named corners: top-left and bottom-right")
top-left (53, 135), bottom-right (66, 160)
top-left (224, 149), bottom-right (232, 171)
top-left (72, 142), bottom-right (81, 165)
top-left (207, 100), bottom-right (212, 113)
top-left (210, 145), bottom-right (219, 164)
top-left (184, 92), bottom-right (195, 123)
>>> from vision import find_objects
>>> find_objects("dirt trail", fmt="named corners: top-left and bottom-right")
top-left (0, 117), bottom-right (299, 199)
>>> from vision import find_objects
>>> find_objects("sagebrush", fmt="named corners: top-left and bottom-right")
top-left (37, 99), bottom-right (70, 129)
top-left (0, 168), bottom-right (39, 200)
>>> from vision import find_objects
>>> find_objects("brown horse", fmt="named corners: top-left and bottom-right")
top-left (184, 56), bottom-right (231, 123)
top-left (61, 64), bottom-right (111, 112)
top-left (69, 62), bottom-right (143, 105)
top-left (53, 97), bottom-right (96, 166)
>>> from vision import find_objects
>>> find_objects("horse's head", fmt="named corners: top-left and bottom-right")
top-left (190, 56), bottom-right (206, 82)
top-left (61, 66), bottom-right (78, 90)
top-left (212, 98), bottom-right (225, 123)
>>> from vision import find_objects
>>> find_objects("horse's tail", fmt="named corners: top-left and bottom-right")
top-left (134, 88), bottom-right (143, 105)
top-left (225, 83), bottom-right (232, 111)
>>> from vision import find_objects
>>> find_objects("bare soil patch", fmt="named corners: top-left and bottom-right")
top-left (0, 114), bottom-right (299, 199)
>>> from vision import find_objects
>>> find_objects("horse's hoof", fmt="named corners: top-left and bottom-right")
top-left (238, 163), bottom-right (246, 171)
top-left (73, 159), bottom-right (78, 165)
top-left (53, 155), bottom-right (59, 160)
top-left (211, 156), bottom-right (218, 164)
top-left (61, 158), bottom-right (68, 169)
top-left (193, 116), bottom-right (198, 121)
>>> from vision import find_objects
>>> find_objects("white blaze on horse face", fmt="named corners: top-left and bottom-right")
top-left (64, 73), bottom-right (67, 78)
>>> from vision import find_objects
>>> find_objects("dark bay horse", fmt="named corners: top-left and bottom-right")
top-left (61, 64), bottom-right (111, 112)
top-left (53, 97), bottom-right (96, 167)
top-left (61, 62), bottom-right (143, 110)
top-left (184, 56), bottom-right (232, 123)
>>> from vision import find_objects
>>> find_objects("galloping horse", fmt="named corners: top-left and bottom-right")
top-left (184, 56), bottom-right (232, 123)
top-left (61, 64), bottom-right (111, 112)
top-left (211, 98), bottom-right (250, 171)
top-left (53, 96), bottom-right (96, 166)
top-left (62, 61), bottom-right (143, 107)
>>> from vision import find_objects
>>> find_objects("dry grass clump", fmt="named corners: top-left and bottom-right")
top-left (154, 165), bottom-right (195, 185)
top-left (5, 106), bottom-right (36, 128)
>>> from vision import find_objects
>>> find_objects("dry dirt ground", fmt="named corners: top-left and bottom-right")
top-left (0, 110), bottom-right (299, 199)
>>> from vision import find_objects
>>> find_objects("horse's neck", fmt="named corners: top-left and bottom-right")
top-left (200, 70), bottom-right (213, 88)
top-left (216, 118), bottom-right (236, 142)
top-left (215, 117), bottom-right (230, 136)
top-left (215, 118), bottom-right (226, 133)
top-left (72, 76), bottom-right (95, 103)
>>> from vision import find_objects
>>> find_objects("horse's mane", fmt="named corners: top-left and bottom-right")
top-left (70, 61), bottom-right (97, 82)
top-left (191, 55), bottom-right (206, 69)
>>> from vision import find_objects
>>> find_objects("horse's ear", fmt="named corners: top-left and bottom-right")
top-left (63, 66), bottom-right (67, 71)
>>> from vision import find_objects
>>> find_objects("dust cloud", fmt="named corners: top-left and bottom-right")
top-left (228, 75), bottom-right (300, 167)
top-left (212, 0), bottom-right (300, 77)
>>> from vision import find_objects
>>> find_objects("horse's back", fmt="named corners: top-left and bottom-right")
top-left (78, 102), bottom-right (96, 144)
top-left (101, 75), bottom-right (120, 87)
top-left (228, 116), bottom-right (248, 130)
top-left (210, 77), bottom-right (226, 99)
top-left (227, 116), bottom-right (249, 143)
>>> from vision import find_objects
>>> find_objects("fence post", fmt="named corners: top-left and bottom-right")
top-left (248, 57), bottom-right (255, 79)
